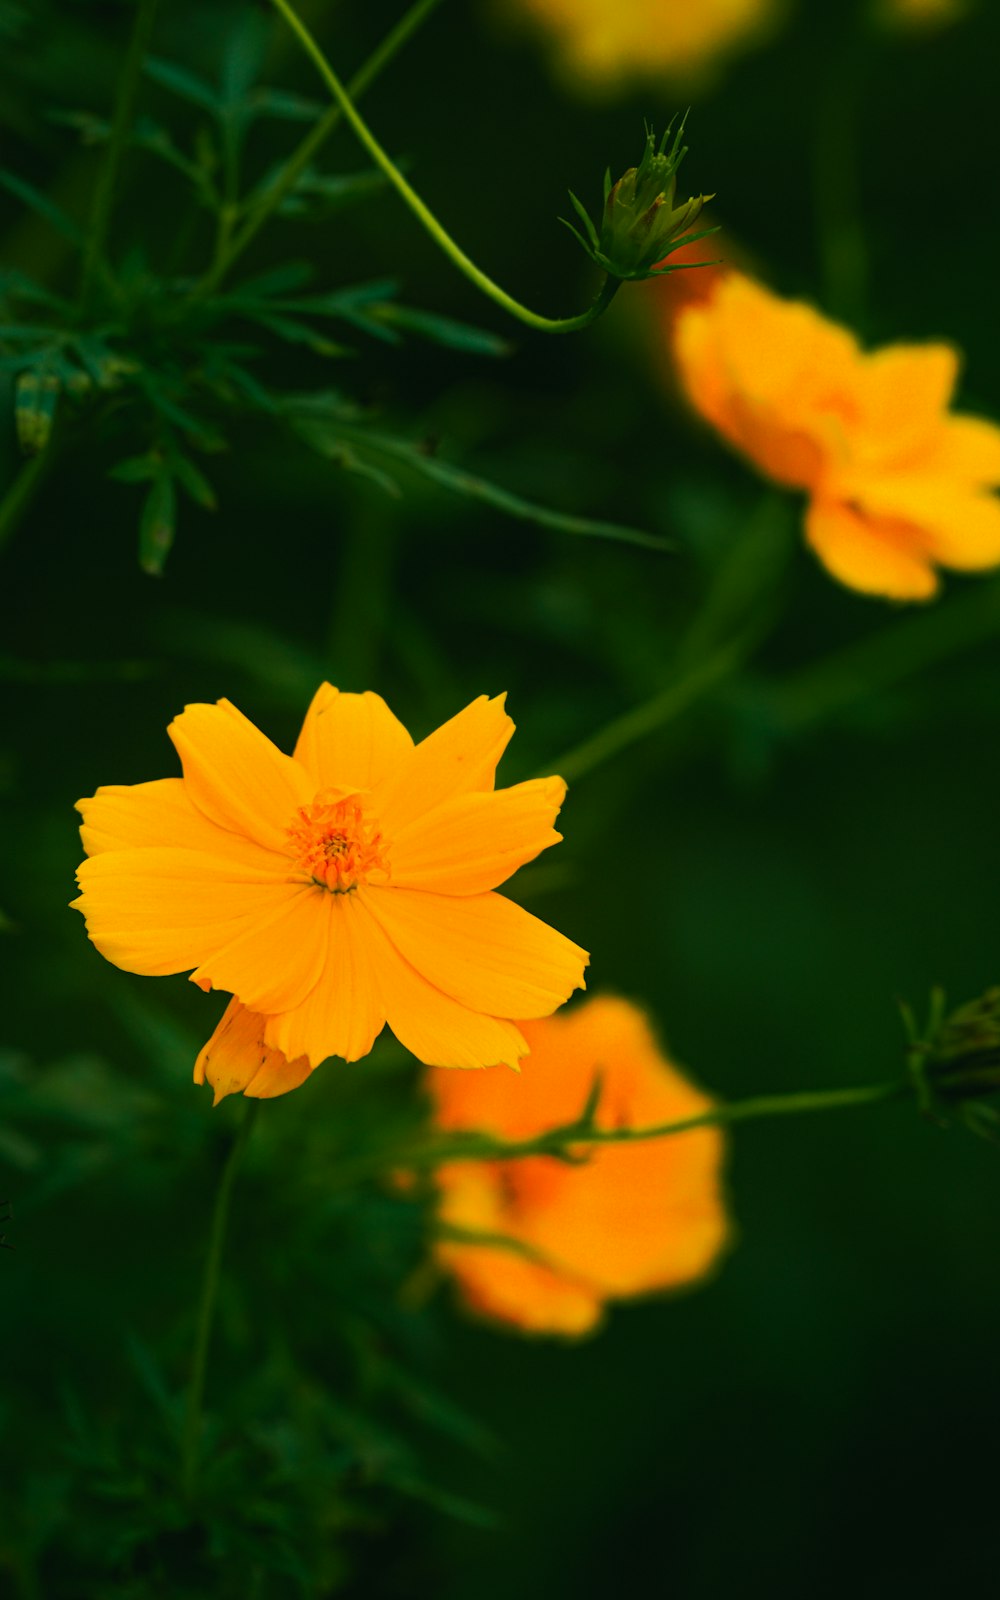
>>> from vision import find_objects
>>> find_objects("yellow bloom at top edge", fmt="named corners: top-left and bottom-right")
top-left (72, 688), bottom-right (588, 1097)
top-left (666, 269), bottom-right (1000, 601)
top-left (428, 995), bottom-right (730, 1337)
top-left (507, 0), bottom-right (779, 87)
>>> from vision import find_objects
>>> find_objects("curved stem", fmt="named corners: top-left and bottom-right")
top-left (79, 0), bottom-right (161, 306)
top-left (265, 0), bottom-right (619, 333)
top-left (417, 1079), bottom-right (908, 1167)
top-left (204, 0), bottom-right (446, 293)
top-left (181, 1098), bottom-right (258, 1498)
top-left (549, 633), bottom-right (747, 784)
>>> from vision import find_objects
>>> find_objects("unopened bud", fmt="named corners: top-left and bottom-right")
top-left (563, 119), bottom-right (716, 283)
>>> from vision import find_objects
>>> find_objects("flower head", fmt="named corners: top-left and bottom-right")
top-left (668, 270), bottom-right (1000, 599)
top-left (73, 687), bottom-right (588, 1090)
top-left (566, 122), bottom-right (714, 283)
top-left (428, 997), bottom-right (729, 1336)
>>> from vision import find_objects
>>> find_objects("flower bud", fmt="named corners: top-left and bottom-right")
top-left (564, 119), bottom-right (716, 283)
top-left (928, 988), bottom-right (1000, 1099)
top-left (15, 368), bottom-right (60, 455)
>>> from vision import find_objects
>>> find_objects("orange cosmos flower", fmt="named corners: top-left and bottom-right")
top-left (507, 0), bottom-right (777, 87)
top-left (668, 270), bottom-right (1000, 600)
top-left (72, 688), bottom-right (588, 1086)
top-left (428, 997), bottom-right (729, 1336)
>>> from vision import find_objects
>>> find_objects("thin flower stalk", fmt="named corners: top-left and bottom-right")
top-left (181, 1097), bottom-right (258, 1497)
top-left (265, 0), bottom-right (622, 333)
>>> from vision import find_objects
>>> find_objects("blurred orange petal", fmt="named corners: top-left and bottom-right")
top-left (429, 996), bottom-right (730, 1336)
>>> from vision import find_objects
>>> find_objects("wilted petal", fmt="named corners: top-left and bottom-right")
top-left (195, 998), bottom-right (313, 1105)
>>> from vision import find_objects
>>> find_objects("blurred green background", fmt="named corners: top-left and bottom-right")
top-left (3, 0), bottom-right (1000, 1593)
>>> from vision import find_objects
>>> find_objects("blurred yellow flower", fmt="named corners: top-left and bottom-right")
top-left (73, 686), bottom-right (587, 1089)
top-left (428, 997), bottom-right (729, 1336)
top-left (507, 0), bottom-right (778, 86)
top-left (669, 270), bottom-right (1000, 599)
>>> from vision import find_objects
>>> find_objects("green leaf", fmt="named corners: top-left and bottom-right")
top-left (222, 261), bottom-right (315, 300)
top-left (144, 55), bottom-right (222, 115)
top-left (138, 471), bottom-right (176, 575)
top-left (368, 303), bottom-right (512, 358)
top-left (108, 452), bottom-right (160, 485)
top-left (265, 165), bottom-right (393, 218)
top-left (566, 187), bottom-right (600, 250)
top-left (0, 167), bottom-right (84, 247)
top-left (169, 450), bottom-right (216, 509)
top-left (248, 87), bottom-right (326, 123)
top-left (305, 426), bottom-right (674, 552)
top-left (248, 311), bottom-right (349, 358)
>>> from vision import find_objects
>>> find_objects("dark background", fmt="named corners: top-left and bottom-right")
top-left (2, 0), bottom-right (1000, 1593)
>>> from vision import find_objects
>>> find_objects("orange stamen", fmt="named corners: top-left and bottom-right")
top-left (286, 790), bottom-right (389, 893)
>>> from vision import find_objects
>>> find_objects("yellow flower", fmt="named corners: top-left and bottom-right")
top-left (669, 270), bottom-right (1000, 600)
top-left (73, 687), bottom-right (588, 1090)
top-left (508, 0), bottom-right (778, 88)
top-left (428, 997), bottom-right (729, 1336)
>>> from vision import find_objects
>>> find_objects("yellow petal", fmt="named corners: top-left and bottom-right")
top-left (930, 414), bottom-right (1000, 484)
top-left (855, 343), bottom-right (959, 456)
top-left (352, 895), bottom-right (529, 1068)
top-left (360, 886), bottom-right (588, 1020)
top-left (390, 777), bottom-right (566, 894)
top-left (293, 684), bottom-right (414, 792)
top-left (189, 881), bottom-right (329, 1014)
top-left (264, 892), bottom-right (386, 1067)
top-left (372, 695), bottom-right (514, 835)
top-left (77, 777), bottom-right (285, 871)
top-left (168, 699), bottom-right (313, 852)
top-left (804, 498), bottom-right (938, 601)
top-left (195, 998), bottom-right (312, 1105)
top-left (73, 847), bottom-right (302, 979)
top-left (854, 478), bottom-right (1000, 572)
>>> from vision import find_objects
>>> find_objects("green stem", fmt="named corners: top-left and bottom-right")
top-left (766, 574), bottom-right (1000, 733)
top-left (813, 36), bottom-right (868, 323)
top-left (79, 0), bottom-right (161, 306)
top-left (204, 0), bottom-right (446, 293)
top-left (181, 1098), bottom-right (258, 1497)
top-left (0, 449), bottom-right (53, 556)
top-left (417, 1079), bottom-right (908, 1167)
top-left (550, 633), bottom-right (748, 784)
top-left (264, 0), bottom-right (620, 333)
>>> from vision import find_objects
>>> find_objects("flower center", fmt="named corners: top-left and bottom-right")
top-left (286, 790), bottom-right (389, 893)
